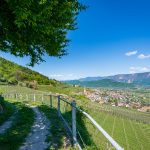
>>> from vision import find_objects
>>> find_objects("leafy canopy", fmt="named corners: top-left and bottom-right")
top-left (0, 0), bottom-right (86, 66)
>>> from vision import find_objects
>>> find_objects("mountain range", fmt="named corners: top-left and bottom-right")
top-left (65, 72), bottom-right (150, 88)
top-left (0, 56), bottom-right (150, 89)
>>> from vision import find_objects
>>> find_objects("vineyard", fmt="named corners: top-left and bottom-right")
top-left (1, 1), bottom-right (150, 150)
top-left (0, 85), bottom-right (150, 150)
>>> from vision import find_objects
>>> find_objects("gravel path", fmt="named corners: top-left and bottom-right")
top-left (19, 107), bottom-right (51, 150)
top-left (0, 111), bottom-right (16, 134)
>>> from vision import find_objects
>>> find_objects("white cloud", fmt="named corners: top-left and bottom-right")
top-left (125, 51), bottom-right (138, 56)
top-left (49, 74), bottom-right (63, 77)
top-left (68, 74), bottom-right (73, 77)
top-left (130, 66), bottom-right (149, 73)
top-left (138, 54), bottom-right (150, 59)
top-left (48, 73), bottom-right (76, 80)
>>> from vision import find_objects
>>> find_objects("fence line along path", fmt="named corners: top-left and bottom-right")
top-left (3, 93), bottom-right (124, 150)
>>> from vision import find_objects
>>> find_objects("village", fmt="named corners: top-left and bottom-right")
top-left (83, 87), bottom-right (150, 112)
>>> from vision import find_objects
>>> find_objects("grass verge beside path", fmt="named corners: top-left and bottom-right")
top-left (0, 100), bottom-right (34, 150)
top-left (0, 99), bottom-right (15, 126)
top-left (39, 105), bottom-right (72, 150)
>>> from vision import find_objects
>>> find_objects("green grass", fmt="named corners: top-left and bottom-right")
top-left (0, 85), bottom-right (46, 94)
top-left (39, 105), bottom-right (72, 150)
top-left (1, 85), bottom-right (150, 150)
top-left (82, 108), bottom-right (150, 150)
top-left (0, 98), bottom-right (15, 126)
top-left (48, 94), bottom-right (150, 149)
top-left (0, 57), bottom-right (56, 85)
top-left (85, 103), bottom-right (150, 124)
top-left (0, 99), bottom-right (34, 150)
top-left (38, 84), bottom-right (84, 97)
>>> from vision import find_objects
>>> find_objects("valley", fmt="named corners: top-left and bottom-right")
top-left (65, 72), bottom-right (150, 88)
top-left (1, 1), bottom-right (150, 150)
top-left (0, 58), bottom-right (150, 150)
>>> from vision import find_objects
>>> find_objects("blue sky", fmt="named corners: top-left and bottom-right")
top-left (1, 0), bottom-right (150, 80)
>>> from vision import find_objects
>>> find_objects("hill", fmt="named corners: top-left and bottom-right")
top-left (107, 72), bottom-right (150, 83)
top-left (79, 76), bottom-right (104, 81)
top-left (0, 57), bottom-right (150, 149)
top-left (66, 72), bottom-right (150, 88)
top-left (133, 78), bottom-right (150, 87)
top-left (1, 85), bottom-right (150, 150)
top-left (65, 79), bottom-right (135, 89)
top-left (0, 57), bottom-right (57, 87)
top-left (78, 72), bottom-right (150, 83)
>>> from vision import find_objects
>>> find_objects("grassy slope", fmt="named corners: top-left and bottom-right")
top-left (1, 58), bottom-right (149, 149)
top-left (65, 79), bottom-right (135, 89)
top-left (0, 100), bottom-right (34, 150)
top-left (0, 97), bottom-right (14, 126)
top-left (0, 57), bottom-right (57, 85)
top-left (0, 85), bottom-right (150, 149)
top-left (84, 107), bottom-right (150, 150)
top-left (37, 85), bottom-right (150, 150)
top-left (39, 105), bottom-right (72, 149)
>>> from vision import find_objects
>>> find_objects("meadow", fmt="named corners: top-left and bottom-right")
top-left (0, 85), bottom-right (150, 150)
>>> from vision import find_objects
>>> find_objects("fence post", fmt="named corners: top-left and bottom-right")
top-left (50, 95), bottom-right (52, 107)
top-left (58, 95), bottom-right (61, 116)
top-left (34, 94), bottom-right (36, 102)
top-left (26, 94), bottom-right (28, 101)
top-left (72, 100), bottom-right (77, 147)
top-left (42, 94), bottom-right (44, 104)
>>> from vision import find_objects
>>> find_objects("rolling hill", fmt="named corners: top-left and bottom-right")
top-left (78, 72), bottom-right (150, 83)
top-left (0, 57), bottom-right (57, 86)
top-left (65, 79), bottom-right (135, 89)
top-left (65, 72), bottom-right (150, 88)
top-left (107, 72), bottom-right (150, 83)
top-left (1, 57), bottom-right (149, 89)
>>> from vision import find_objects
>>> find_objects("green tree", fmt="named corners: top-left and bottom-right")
top-left (0, 0), bottom-right (86, 66)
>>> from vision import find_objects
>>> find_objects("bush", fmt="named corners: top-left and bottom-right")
top-left (26, 81), bottom-right (38, 90)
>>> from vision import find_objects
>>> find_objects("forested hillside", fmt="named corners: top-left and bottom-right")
top-left (65, 79), bottom-right (135, 89)
top-left (0, 57), bottom-right (57, 87)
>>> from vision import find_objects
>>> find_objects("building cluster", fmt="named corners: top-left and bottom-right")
top-left (83, 88), bottom-right (150, 112)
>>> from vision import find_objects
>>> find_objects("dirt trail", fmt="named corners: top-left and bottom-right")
top-left (19, 107), bottom-right (51, 150)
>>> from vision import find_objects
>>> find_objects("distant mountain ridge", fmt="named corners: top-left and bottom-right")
top-left (65, 72), bottom-right (150, 88)
top-left (78, 72), bottom-right (150, 83)
top-left (66, 79), bottom-right (134, 89)
top-left (106, 72), bottom-right (150, 83)
top-left (79, 77), bottom-right (104, 81)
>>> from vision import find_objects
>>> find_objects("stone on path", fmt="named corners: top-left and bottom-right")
top-left (19, 107), bottom-right (51, 150)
